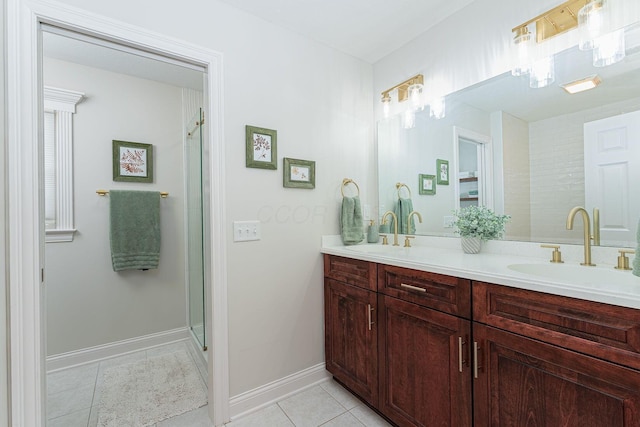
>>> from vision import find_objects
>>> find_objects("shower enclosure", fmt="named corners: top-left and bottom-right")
top-left (185, 107), bottom-right (206, 351)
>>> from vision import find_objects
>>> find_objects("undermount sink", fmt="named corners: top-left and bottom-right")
top-left (507, 263), bottom-right (640, 289)
top-left (343, 244), bottom-right (406, 254)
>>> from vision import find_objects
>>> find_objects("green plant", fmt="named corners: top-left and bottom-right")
top-left (453, 206), bottom-right (510, 241)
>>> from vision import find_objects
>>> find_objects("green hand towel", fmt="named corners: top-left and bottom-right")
top-left (393, 197), bottom-right (416, 234)
top-left (109, 190), bottom-right (161, 271)
top-left (634, 217), bottom-right (640, 277)
top-left (341, 196), bottom-right (364, 245)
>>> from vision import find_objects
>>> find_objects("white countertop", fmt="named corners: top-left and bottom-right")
top-left (321, 235), bottom-right (640, 310)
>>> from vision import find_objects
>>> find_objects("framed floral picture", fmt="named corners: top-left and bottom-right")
top-left (283, 157), bottom-right (315, 189)
top-left (246, 125), bottom-right (277, 170)
top-left (419, 174), bottom-right (436, 195)
top-left (436, 159), bottom-right (449, 185)
top-left (112, 140), bottom-right (153, 183)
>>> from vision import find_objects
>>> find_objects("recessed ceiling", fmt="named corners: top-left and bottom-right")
top-left (217, 0), bottom-right (477, 63)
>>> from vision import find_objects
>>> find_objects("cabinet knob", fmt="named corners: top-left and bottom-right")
top-left (615, 249), bottom-right (635, 270)
top-left (540, 244), bottom-right (563, 263)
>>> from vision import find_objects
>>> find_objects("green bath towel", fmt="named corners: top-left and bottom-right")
top-left (109, 190), bottom-right (161, 271)
top-left (341, 196), bottom-right (364, 245)
top-left (393, 197), bottom-right (416, 235)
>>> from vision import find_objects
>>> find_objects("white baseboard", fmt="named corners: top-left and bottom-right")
top-left (229, 363), bottom-right (331, 420)
top-left (46, 327), bottom-right (191, 372)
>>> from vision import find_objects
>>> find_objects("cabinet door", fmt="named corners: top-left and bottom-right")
top-left (324, 278), bottom-right (378, 405)
top-left (379, 295), bottom-right (472, 427)
top-left (473, 324), bottom-right (640, 427)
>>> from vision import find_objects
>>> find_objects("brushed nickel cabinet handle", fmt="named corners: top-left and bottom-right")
top-left (367, 304), bottom-right (375, 331)
top-left (400, 283), bottom-right (426, 293)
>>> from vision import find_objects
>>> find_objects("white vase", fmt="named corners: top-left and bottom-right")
top-left (461, 236), bottom-right (481, 254)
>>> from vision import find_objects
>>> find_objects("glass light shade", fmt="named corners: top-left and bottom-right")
top-left (578, 0), bottom-right (607, 50)
top-left (512, 26), bottom-right (532, 76)
top-left (408, 83), bottom-right (424, 111)
top-left (529, 56), bottom-right (554, 88)
top-left (382, 96), bottom-right (391, 118)
top-left (429, 97), bottom-right (446, 119)
top-left (403, 108), bottom-right (416, 129)
top-left (593, 28), bottom-right (625, 67)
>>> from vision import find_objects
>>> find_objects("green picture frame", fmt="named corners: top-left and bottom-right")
top-left (418, 174), bottom-right (436, 195)
top-left (436, 159), bottom-right (449, 185)
top-left (246, 125), bottom-right (277, 170)
top-left (283, 157), bottom-right (315, 189)
top-left (112, 140), bottom-right (153, 183)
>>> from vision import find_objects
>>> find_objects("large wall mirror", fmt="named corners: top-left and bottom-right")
top-left (378, 23), bottom-right (640, 248)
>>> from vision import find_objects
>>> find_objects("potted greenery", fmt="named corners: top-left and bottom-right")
top-left (452, 206), bottom-right (510, 253)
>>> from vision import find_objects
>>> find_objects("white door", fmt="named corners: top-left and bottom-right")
top-left (584, 110), bottom-right (640, 247)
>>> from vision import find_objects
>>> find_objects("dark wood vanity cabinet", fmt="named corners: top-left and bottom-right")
top-left (324, 255), bottom-right (640, 427)
top-left (378, 295), bottom-right (472, 427)
top-left (472, 281), bottom-right (640, 426)
top-left (324, 255), bottom-right (378, 406)
top-left (377, 264), bottom-right (472, 427)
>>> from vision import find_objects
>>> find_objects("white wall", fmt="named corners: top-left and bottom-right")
top-left (0, 0), bottom-right (9, 423)
top-left (45, 0), bottom-right (375, 397)
top-left (499, 112), bottom-right (531, 240)
top-left (43, 58), bottom-right (187, 355)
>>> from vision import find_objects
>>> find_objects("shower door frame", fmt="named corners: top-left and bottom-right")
top-left (6, 0), bottom-right (230, 425)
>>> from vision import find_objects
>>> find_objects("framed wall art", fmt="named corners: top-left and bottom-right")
top-left (436, 159), bottom-right (449, 185)
top-left (418, 174), bottom-right (436, 195)
top-left (113, 140), bottom-right (153, 183)
top-left (246, 125), bottom-right (277, 170)
top-left (283, 157), bottom-right (315, 189)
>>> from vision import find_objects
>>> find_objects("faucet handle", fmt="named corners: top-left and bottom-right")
top-left (541, 244), bottom-right (564, 263)
top-left (381, 234), bottom-right (389, 245)
top-left (403, 236), bottom-right (415, 248)
top-left (615, 249), bottom-right (635, 270)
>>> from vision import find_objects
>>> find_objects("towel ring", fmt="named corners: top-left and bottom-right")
top-left (396, 182), bottom-right (412, 198)
top-left (341, 178), bottom-right (360, 197)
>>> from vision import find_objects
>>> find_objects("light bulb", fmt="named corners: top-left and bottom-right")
top-left (579, 0), bottom-right (607, 51)
top-left (408, 83), bottom-right (424, 111)
top-left (512, 26), bottom-right (532, 76)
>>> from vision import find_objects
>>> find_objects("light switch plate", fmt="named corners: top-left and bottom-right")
top-left (233, 220), bottom-right (261, 242)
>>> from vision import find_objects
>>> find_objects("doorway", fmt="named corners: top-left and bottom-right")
top-left (6, 1), bottom-right (229, 425)
top-left (453, 127), bottom-right (494, 211)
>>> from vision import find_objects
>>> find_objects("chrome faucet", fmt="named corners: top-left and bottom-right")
top-left (566, 206), bottom-right (596, 266)
top-left (381, 211), bottom-right (399, 246)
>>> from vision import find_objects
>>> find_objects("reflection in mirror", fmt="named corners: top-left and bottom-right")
top-left (377, 23), bottom-right (640, 248)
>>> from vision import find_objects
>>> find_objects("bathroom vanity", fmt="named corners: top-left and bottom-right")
top-left (322, 239), bottom-right (640, 427)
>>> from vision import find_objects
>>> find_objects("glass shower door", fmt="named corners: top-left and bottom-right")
top-left (186, 108), bottom-right (206, 350)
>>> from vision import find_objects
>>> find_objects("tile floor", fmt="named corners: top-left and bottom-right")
top-left (47, 340), bottom-right (392, 426)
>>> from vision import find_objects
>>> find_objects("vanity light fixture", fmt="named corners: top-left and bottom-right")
top-left (560, 74), bottom-right (602, 94)
top-left (512, 0), bottom-right (586, 88)
top-left (380, 74), bottom-right (425, 121)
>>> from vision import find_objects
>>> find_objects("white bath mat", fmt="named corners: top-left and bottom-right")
top-left (97, 350), bottom-right (207, 426)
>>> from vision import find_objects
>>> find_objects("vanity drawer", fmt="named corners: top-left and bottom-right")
top-left (473, 281), bottom-right (640, 370)
top-left (378, 264), bottom-right (471, 319)
top-left (324, 254), bottom-right (377, 291)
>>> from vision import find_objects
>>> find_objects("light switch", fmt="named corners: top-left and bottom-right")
top-left (233, 220), bottom-right (261, 242)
